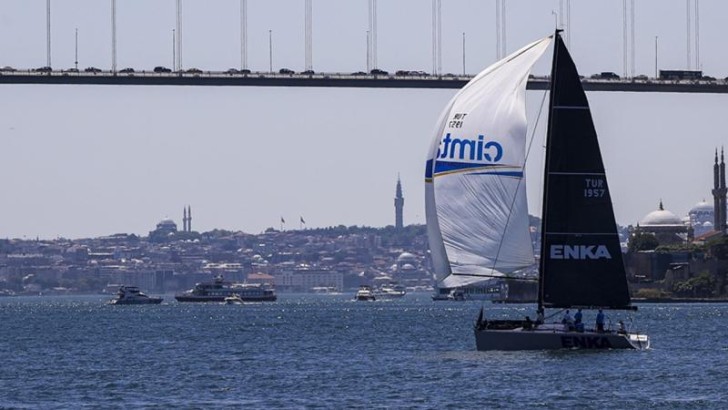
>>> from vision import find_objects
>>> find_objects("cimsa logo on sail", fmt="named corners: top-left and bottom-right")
top-left (549, 245), bottom-right (612, 260)
top-left (437, 133), bottom-right (503, 163)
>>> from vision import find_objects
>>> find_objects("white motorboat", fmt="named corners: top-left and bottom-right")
top-left (108, 286), bottom-right (163, 305)
top-left (375, 284), bottom-right (406, 299)
top-left (224, 294), bottom-right (244, 305)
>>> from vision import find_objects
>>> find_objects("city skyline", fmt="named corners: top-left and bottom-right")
top-left (1, 1), bottom-right (728, 238)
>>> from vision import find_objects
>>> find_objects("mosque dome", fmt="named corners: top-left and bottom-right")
top-left (703, 221), bottom-right (714, 228)
top-left (158, 218), bottom-right (176, 227)
top-left (640, 201), bottom-right (683, 226)
top-left (689, 200), bottom-right (713, 215)
top-left (396, 252), bottom-right (417, 264)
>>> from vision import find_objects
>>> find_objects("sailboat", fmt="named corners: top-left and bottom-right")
top-left (425, 31), bottom-right (650, 350)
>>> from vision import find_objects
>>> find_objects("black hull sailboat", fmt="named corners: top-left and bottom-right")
top-left (471, 32), bottom-right (649, 350)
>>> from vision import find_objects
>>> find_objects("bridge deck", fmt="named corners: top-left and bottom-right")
top-left (1, 71), bottom-right (727, 93)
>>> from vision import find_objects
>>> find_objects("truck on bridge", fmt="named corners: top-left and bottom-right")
top-left (659, 70), bottom-right (703, 81)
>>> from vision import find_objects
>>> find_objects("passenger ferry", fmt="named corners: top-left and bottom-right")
top-left (354, 285), bottom-right (376, 301)
top-left (175, 275), bottom-right (277, 302)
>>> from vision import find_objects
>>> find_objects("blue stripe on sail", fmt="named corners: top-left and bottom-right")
top-left (425, 159), bottom-right (434, 179)
top-left (433, 161), bottom-right (504, 174)
top-left (433, 161), bottom-right (523, 177)
top-left (470, 171), bottom-right (524, 177)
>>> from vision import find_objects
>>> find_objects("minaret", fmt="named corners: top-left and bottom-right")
top-left (394, 175), bottom-right (404, 229)
top-left (187, 205), bottom-right (192, 232)
top-left (712, 148), bottom-right (727, 233)
top-left (183, 207), bottom-right (188, 232)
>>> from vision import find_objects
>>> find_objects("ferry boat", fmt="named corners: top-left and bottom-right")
top-left (374, 283), bottom-right (406, 299)
top-left (175, 275), bottom-right (277, 303)
top-left (108, 286), bottom-right (163, 305)
top-left (354, 285), bottom-right (376, 301)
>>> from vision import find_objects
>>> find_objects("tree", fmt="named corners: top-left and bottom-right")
top-left (673, 272), bottom-right (715, 298)
top-left (629, 232), bottom-right (659, 252)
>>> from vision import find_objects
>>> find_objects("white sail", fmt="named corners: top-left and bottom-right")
top-left (426, 36), bottom-right (552, 288)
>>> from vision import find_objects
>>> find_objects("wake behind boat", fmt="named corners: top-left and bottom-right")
top-left (425, 31), bottom-right (649, 351)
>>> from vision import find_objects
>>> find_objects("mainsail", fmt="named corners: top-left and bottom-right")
top-left (425, 36), bottom-right (552, 288)
top-left (538, 34), bottom-right (632, 309)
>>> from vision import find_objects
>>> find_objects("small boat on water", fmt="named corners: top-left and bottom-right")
top-left (374, 283), bottom-right (406, 299)
top-left (447, 288), bottom-right (465, 301)
top-left (311, 286), bottom-right (341, 295)
top-left (354, 285), bottom-right (376, 301)
top-left (425, 31), bottom-right (649, 350)
top-left (108, 286), bottom-right (163, 305)
top-left (175, 275), bottom-right (277, 303)
top-left (224, 294), bottom-right (244, 305)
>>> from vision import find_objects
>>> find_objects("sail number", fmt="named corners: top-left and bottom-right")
top-left (583, 178), bottom-right (606, 198)
top-left (448, 113), bottom-right (468, 128)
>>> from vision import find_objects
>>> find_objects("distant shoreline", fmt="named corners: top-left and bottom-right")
top-left (633, 297), bottom-right (728, 304)
top-left (494, 298), bottom-right (728, 304)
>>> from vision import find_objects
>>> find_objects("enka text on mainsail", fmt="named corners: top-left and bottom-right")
top-left (436, 133), bottom-right (503, 163)
top-left (549, 245), bottom-right (612, 260)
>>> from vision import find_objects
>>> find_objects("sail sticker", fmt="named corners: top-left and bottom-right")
top-left (436, 133), bottom-right (503, 163)
top-left (549, 245), bottom-right (612, 260)
top-left (447, 112), bottom-right (468, 128)
top-left (584, 177), bottom-right (607, 198)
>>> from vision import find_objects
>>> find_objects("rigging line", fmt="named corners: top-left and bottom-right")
top-left (488, 88), bottom-right (550, 277)
top-left (695, 0), bottom-right (700, 69)
top-left (631, 0), bottom-right (635, 77)
top-left (452, 273), bottom-right (538, 282)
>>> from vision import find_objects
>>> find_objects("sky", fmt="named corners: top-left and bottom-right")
top-left (1, 0), bottom-right (727, 239)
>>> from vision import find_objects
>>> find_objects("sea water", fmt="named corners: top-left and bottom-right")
top-left (1, 294), bottom-right (726, 409)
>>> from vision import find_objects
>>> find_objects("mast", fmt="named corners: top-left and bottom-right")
top-left (537, 30), bottom-right (562, 312)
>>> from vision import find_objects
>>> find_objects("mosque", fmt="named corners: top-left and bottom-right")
top-left (634, 149), bottom-right (727, 245)
top-left (148, 205), bottom-right (195, 242)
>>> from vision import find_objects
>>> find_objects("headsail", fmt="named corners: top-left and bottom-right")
top-left (538, 33), bottom-right (632, 309)
top-left (425, 36), bottom-right (552, 288)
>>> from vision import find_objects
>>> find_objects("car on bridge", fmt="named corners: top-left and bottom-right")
top-left (84, 67), bottom-right (101, 73)
top-left (301, 70), bottom-right (315, 75)
top-left (279, 68), bottom-right (295, 74)
top-left (154, 66), bottom-right (172, 73)
top-left (186, 68), bottom-right (202, 74)
top-left (351, 71), bottom-right (367, 76)
top-left (370, 68), bottom-right (389, 76)
top-left (63, 68), bottom-right (79, 73)
top-left (1, 66), bottom-right (16, 72)
top-left (591, 72), bottom-right (620, 80)
top-left (34, 66), bottom-right (52, 73)
top-left (119, 68), bottom-right (135, 74)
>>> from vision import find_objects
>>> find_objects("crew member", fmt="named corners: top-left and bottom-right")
top-left (596, 309), bottom-right (605, 332)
